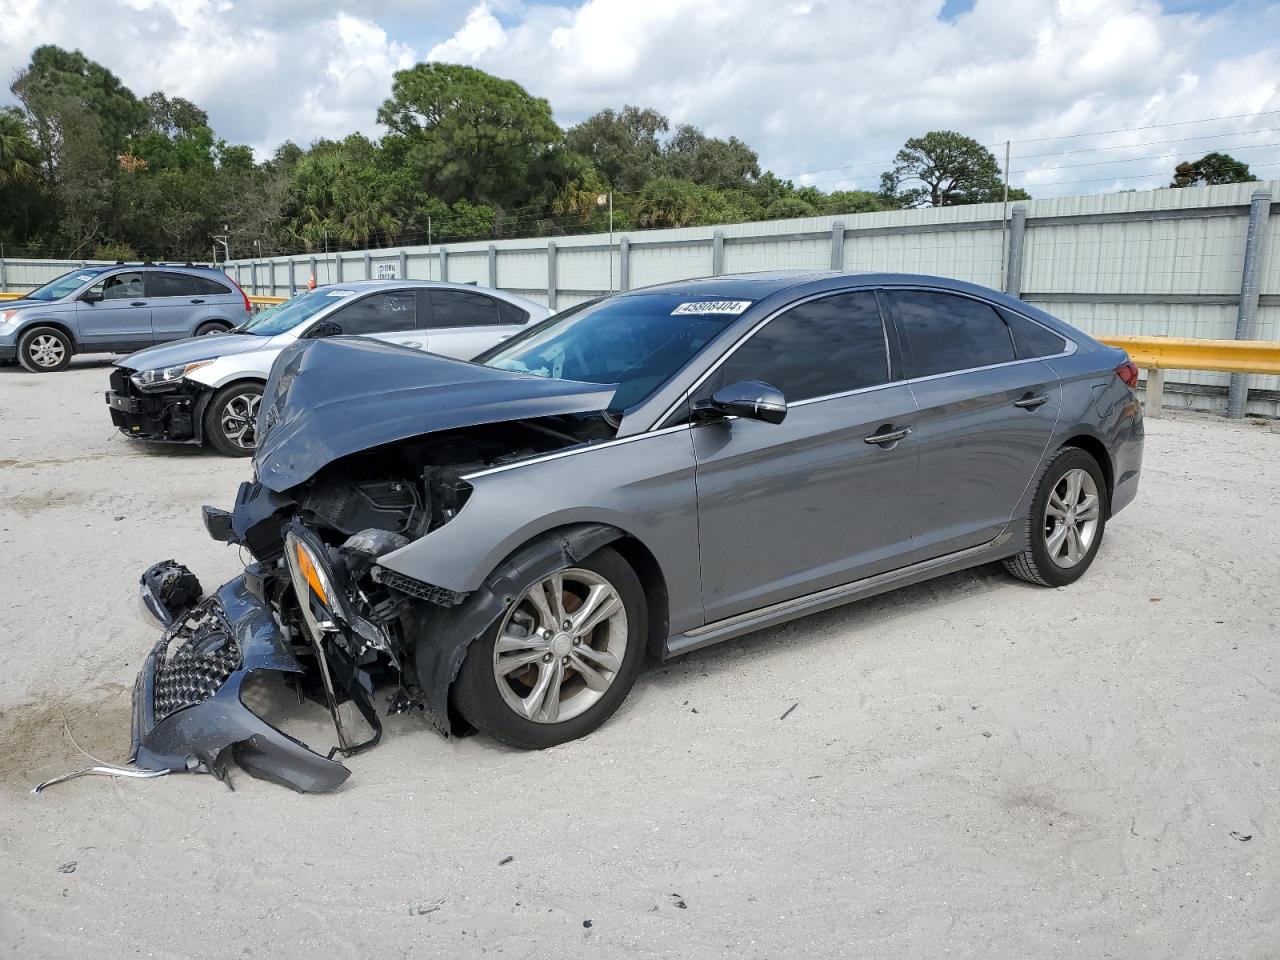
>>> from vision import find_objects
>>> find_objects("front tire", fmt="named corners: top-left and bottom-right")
top-left (452, 545), bottom-right (647, 749)
top-left (17, 326), bottom-right (73, 372)
top-left (204, 382), bottom-right (264, 456)
top-left (195, 321), bottom-right (230, 337)
top-left (1004, 447), bottom-right (1108, 587)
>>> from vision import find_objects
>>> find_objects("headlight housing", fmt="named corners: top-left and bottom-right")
top-left (0, 308), bottom-right (24, 328)
top-left (130, 359), bottom-right (213, 391)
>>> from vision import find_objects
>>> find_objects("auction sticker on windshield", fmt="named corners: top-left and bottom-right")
top-left (671, 300), bottom-right (752, 315)
top-left (326, 290), bottom-right (356, 297)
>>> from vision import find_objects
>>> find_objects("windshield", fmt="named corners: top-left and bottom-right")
top-left (25, 268), bottom-right (109, 302)
top-left (235, 287), bottom-right (355, 336)
top-left (479, 293), bottom-right (752, 410)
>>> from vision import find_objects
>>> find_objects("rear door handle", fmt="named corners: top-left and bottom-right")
top-left (1014, 393), bottom-right (1049, 410)
top-left (863, 426), bottom-right (912, 445)
top-left (189, 298), bottom-right (205, 304)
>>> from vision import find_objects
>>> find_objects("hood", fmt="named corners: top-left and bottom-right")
top-left (254, 337), bottom-right (616, 492)
top-left (118, 334), bottom-right (271, 371)
top-left (0, 298), bottom-right (42, 312)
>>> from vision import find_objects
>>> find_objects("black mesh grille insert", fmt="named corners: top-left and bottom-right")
top-left (375, 567), bottom-right (465, 607)
top-left (152, 602), bottom-right (243, 721)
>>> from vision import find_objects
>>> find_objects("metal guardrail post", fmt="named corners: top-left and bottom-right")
top-left (1227, 188), bottom-right (1271, 419)
top-left (439, 247), bottom-right (448, 282)
top-left (547, 241), bottom-right (558, 310)
top-left (1144, 368), bottom-right (1166, 418)
top-left (712, 230), bottom-right (725, 275)
top-left (1005, 205), bottom-right (1027, 297)
top-left (488, 244), bottom-right (498, 287)
top-left (830, 221), bottom-right (845, 270)
top-left (363, 252), bottom-right (372, 280)
top-left (619, 237), bottom-right (630, 291)
top-left (399, 249), bottom-right (408, 280)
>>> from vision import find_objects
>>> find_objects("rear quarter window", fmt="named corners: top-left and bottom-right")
top-left (1000, 308), bottom-right (1069, 359)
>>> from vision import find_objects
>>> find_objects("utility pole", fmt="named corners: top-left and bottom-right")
top-left (598, 191), bottom-right (614, 292)
top-left (999, 140), bottom-right (1011, 284)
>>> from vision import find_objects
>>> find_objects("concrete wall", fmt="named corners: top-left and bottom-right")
top-left (4, 181), bottom-right (1277, 414)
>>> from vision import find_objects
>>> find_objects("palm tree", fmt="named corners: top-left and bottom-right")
top-left (0, 109), bottom-right (39, 187)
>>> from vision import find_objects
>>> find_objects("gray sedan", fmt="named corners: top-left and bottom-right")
top-left (126, 270), bottom-right (1143, 791)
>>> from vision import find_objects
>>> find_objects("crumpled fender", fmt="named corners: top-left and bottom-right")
top-left (412, 523), bottom-right (625, 735)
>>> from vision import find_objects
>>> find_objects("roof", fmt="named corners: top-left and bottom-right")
top-left (311, 279), bottom-right (545, 308)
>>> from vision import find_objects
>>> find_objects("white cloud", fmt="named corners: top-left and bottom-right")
top-left (2, 0), bottom-right (1279, 195)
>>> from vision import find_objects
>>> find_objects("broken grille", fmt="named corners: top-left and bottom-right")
top-left (152, 602), bottom-right (243, 721)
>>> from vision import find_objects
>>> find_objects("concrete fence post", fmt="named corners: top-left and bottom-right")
top-left (1227, 188), bottom-right (1272, 419)
top-left (250, 261), bottom-right (258, 295)
top-left (439, 247), bottom-right (449, 282)
top-left (287, 259), bottom-right (296, 296)
top-left (308, 256), bottom-right (317, 287)
top-left (334, 255), bottom-right (343, 284)
top-left (1005, 205), bottom-right (1027, 298)
top-left (399, 249), bottom-right (408, 280)
top-left (830, 221), bottom-right (845, 270)
top-left (619, 237), bottom-right (631, 291)
top-left (712, 231), bottom-right (725, 276)
top-left (547, 241), bottom-right (558, 310)
top-left (488, 244), bottom-right (498, 288)
top-left (363, 252), bottom-right (372, 280)
top-left (1144, 367), bottom-right (1166, 419)
top-left (0, 257), bottom-right (7, 292)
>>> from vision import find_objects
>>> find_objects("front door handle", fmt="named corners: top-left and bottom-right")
top-left (189, 298), bottom-right (205, 304)
top-left (1014, 393), bottom-right (1049, 410)
top-left (130, 301), bottom-right (147, 307)
top-left (863, 425), bottom-right (912, 445)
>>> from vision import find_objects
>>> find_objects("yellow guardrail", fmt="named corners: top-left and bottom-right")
top-left (0, 291), bottom-right (22, 300)
top-left (249, 295), bottom-right (288, 306)
top-left (1098, 335), bottom-right (1280, 376)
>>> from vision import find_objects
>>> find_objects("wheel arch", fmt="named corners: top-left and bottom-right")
top-left (17, 319), bottom-right (80, 351)
top-left (1059, 433), bottom-right (1115, 514)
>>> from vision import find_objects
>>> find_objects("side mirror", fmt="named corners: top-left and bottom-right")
top-left (308, 320), bottom-right (343, 339)
top-left (693, 380), bottom-right (788, 425)
top-left (80, 289), bottom-right (103, 303)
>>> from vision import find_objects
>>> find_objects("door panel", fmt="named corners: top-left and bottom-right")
top-left (75, 271), bottom-right (152, 349)
top-left (693, 385), bottom-right (920, 621)
top-left (424, 289), bottom-right (519, 360)
top-left (906, 362), bottom-right (1060, 558)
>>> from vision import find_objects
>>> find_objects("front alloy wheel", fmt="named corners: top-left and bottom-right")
top-left (204, 382), bottom-right (264, 456)
top-left (452, 545), bottom-right (646, 748)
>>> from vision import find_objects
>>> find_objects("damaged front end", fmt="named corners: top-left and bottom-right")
top-left (105, 364), bottom-right (208, 444)
top-left (120, 338), bottom-right (621, 793)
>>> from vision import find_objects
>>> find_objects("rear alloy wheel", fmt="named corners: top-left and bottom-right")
top-left (204, 382), bottom-right (263, 456)
top-left (1004, 447), bottom-right (1108, 587)
top-left (453, 546), bottom-right (646, 748)
top-left (195, 321), bottom-right (230, 337)
top-left (17, 326), bottom-right (73, 372)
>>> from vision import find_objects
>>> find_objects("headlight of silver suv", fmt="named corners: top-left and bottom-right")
top-left (130, 359), bottom-right (214, 391)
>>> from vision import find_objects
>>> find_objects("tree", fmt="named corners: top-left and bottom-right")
top-left (664, 125), bottom-right (760, 188)
top-left (634, 177), bottom-right (702, 228)
top-left (0, 108), bottom-right (40, 187)
top-left (1171, 152), bottom-right (1256, 188)
top-left (377, 63), bottom-right (562, 208)
top-left (880, 131), bottom-right (1026, 207)
top-left (566, 106), bottom-right (668, 193)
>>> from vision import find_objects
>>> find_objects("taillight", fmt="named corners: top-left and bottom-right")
top-left (1115, 360), bottom-right (1139, 389)
top-left (229, 278), bottom-right (251, 315)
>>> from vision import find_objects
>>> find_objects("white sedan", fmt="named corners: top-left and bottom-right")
top-left (105, 280), bottom-right (550, 455)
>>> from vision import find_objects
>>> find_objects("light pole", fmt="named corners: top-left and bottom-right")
top-left (212, 225), bottom-right (230, 265)
top-left (597, 192), bottom-right (614, 292)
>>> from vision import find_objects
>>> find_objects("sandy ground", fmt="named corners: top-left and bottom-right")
top-left (0, 355), bottom-right (1277, 959)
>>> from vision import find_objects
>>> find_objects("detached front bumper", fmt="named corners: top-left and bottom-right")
top-left (106, 366), bottom-right (204, 443)
top-left (130, 569), bottom-right (350, 792)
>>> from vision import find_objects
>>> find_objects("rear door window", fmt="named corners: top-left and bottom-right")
top-left (714, 291), bottom-right (889, 402)
top-left (327, 291), bottom-right (417, 335)
top-left (148, 272), bottom-right (203, 298)
top-left (428, 289), bottom-right (502, 328)
top-left (893, 290), bottom-right (1016, 377)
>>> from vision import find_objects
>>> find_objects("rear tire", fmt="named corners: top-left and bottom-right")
top-left (1004, 447), bottom-right (1108, 587)
top-left (17, 326), bottom-right (73, 372)
top-left (204, 382), bottom-right (264, 456)
top-left (452, 545), bottom-right (647, 749)
top-left (195, 321), bottom-right (230, 337)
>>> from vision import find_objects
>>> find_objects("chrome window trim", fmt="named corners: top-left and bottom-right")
top-left (467, 284), bottom-right (1079, 481)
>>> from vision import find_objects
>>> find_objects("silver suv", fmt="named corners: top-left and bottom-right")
top-left (0, 263), bottom-right (251, 372)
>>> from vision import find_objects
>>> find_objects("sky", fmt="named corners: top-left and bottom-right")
top-left (1, 0), bottom-right (1278, 198)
